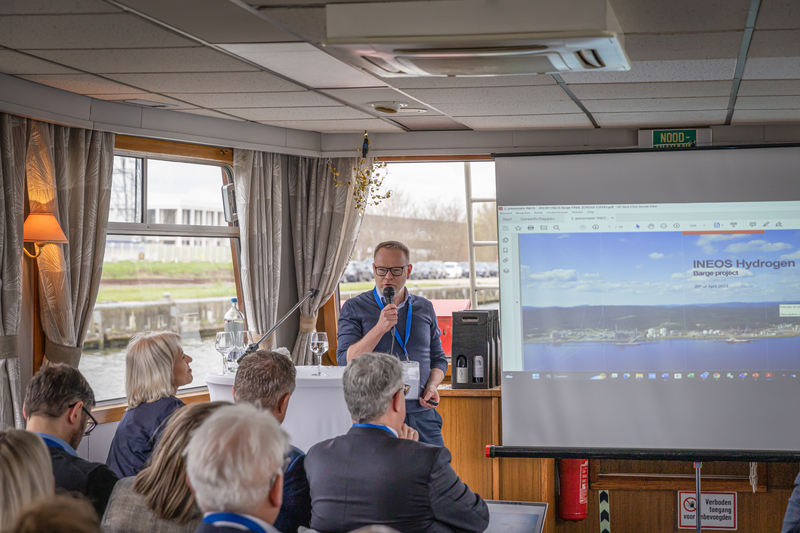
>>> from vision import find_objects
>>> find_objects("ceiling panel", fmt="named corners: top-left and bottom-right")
top-left (458, 114), bottom-right (592, 129)
top-left (116, 0), bottom-right (301, 44)
top-left (584, 96), bottom-right (729, 113)
top-left (403, 85), bottom-right (570, 105)
top-left (219, 43), bottom-right (384, 89)
top-left (106, 71), bottom-right (304, 93)
top-left (593, 110), bottom-right (726, 127)
top-left (19, 73), bottom-right (146, 95)
top-left (165, 91), bottom-right (341, 108)
top-left (0, 49), bottom-right (78, 75)
top-left (86, 92), bottom-right (197, 109)
top-left (25, 47), bottom-right (258, 74)
top-left (738, 79), bottom-right (800, 96)
top-left (175, 108), bottom-right (246, 121)
top-left (0, 14), bottom-right (194, 49)
top-left (747, 30), bottom-right (800, 57)
top-left (732, 109), bottom-right (800, 123)
top-left (754, 0), bottom-right (800, 30)
top-left (223, 106), bottom-right (371, 121)
top-left (560, 59), bottom-right (736, 84)
top-left (742, 58), bottom-right (800, 79)
top-left (259, 118), bottom-right (403, 133)
top-left (0, 0), bottom-right (119, 15)
top-left (735, 96), bottom-right (800, 109)
top-left (258, 7), bottom-right (327, 43)
top-left (569, 81), bottom-right (732, 99)
top-left (609, 0), bottom-right (750, 32)
top-left (387, 74), bottom-right (557, 89)
top-left (437, 100), bottom-right (582, 117)
top-left (623, 32), bottom-right (743, 61)
top-left (390, 116), bottom-right (470, 131)
top-left (320, 87), bottom-right (442, 115)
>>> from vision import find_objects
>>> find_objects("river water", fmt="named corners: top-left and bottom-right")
top-left (523, 337), bottom-right (800, 372)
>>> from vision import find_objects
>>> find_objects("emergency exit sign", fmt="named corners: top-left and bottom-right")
top-left (653, 129), bottom-right (697, 148)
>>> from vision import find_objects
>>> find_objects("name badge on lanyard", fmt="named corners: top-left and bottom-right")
top-left (373, 287), bottom-right (412, 359)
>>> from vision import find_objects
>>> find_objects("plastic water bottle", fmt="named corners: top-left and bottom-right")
top-left (224, 298), bottom-right (245, 371)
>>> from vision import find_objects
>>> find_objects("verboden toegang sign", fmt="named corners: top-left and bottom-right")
top-left (678, 491), bottom-right (737, 530)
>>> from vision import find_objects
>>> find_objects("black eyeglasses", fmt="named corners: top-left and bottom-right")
top-left (69, 403), bottom-right (98, 436)
top-left (374, 265), bottom-right (408, 277)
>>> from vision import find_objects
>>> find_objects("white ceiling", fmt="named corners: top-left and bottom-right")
top-left (0, 0), bottom-right (798, 134)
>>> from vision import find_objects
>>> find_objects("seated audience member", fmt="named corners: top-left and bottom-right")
top-left (305, 352), bottom-right (490, 533)
top-left (10, 494), bottom-right (101, 533)
top-left (185, 402), bottom-right (290, 533)
top-left (234, 350), bottom-right (311, 533)
top-left (107, 331), bottom-right (193, 478)
top-left (782, 472), bottom-right (800, 533)
top-left (22, 363), bottom-right (118, 517)
top-left (102, 401), bottom-right (229, 533)
top-left (0, 429), bottom-right (54, 531)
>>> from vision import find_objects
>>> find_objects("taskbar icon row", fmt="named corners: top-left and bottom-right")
top-left (522, 371), bottom-right (797, 381)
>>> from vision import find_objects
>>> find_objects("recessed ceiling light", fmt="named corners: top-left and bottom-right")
top-left (368, 101), bottom-right (427, 114)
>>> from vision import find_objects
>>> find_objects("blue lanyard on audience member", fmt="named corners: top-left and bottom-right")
top-left (373, 287), bottom-right (412, 358)
top-left (353, 423), bottom-right (397, 437)
top-left (202, 513), bottom-right (268, 533)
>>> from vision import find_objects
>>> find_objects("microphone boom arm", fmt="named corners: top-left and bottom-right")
top-left (238, 289), bottom-right (319, 360)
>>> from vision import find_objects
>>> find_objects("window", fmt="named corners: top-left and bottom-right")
top-left (79, 155), bottom-right (239, 402)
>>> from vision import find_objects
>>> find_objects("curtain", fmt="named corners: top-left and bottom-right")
top-left (289, 157), bottom-right (362, 365)
top-left (26, 121), bottom-right (114, 367)
top-left (233, 150), bottom-right (282, 346)
top-left (0, 114), bottom-right (27, 430)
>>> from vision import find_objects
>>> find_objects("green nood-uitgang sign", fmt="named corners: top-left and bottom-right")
top-left (652, 129), bottom-right (697, 148)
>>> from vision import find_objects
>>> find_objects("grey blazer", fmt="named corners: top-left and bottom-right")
top-left (102, 477), bottom-right (202, 533)
top-left (305, 426), bottom-right (490, 533)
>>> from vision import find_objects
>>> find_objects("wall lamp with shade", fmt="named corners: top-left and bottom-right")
top-left (23, 213), bottom-right (68, 258)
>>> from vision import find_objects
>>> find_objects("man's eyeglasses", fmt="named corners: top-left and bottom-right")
top-left (69, 403), bottom-right (98, 436)
top-left (374, 265), bottom-right (408, 277)
top-left (270, 454), bottom-right (294, 487)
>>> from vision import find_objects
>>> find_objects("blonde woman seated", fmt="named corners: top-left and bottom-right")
top-left (0, 429), bottom-right (55, 531)
top-left (11, 495), bottom-right (101, 533)
top-left (107, 331), bottom-right (194, 478)
top-left (103, 401), bottom-right (228, 533)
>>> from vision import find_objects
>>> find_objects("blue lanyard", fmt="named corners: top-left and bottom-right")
top-left (373, 287), bottom-right (412, 357)
top-left (353, 423), bottom-right (397, 437)
top-left (202, 513), bottom-right (268, 533)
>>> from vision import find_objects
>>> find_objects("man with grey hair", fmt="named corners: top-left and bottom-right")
top-left (186, 402), bottom-right (290, 533)
top-left (234, 350), bottom-right (310, 533)
top-left (305, 352), bottom-right (489, 533)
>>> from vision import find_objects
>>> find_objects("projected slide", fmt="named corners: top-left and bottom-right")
top-left (520, 229), bottom-right (800, 374)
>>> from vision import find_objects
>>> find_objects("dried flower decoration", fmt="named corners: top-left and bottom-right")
top-left (329, 131), bottom-right (392, 214)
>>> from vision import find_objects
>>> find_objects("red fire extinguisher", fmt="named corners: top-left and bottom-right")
top-left (557, 459), bottom-right (589, 521)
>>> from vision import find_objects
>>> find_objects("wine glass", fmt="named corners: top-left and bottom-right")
top-left (310, 332), bottom-right (329, 377)
top-left (215, 332), bottom-right (233, 374)
top-left (227, 331), bottom-right (255, 374)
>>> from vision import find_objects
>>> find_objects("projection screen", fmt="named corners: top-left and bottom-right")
top-left (496, 145), bottom-right (800, 455)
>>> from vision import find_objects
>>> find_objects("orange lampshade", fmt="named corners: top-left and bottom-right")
top-left (23, 213), bottom-right (68, 244)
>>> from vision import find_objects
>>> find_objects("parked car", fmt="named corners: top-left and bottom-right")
top-left (485, 261), bottom-right (499, 277)
top-left (411, 261), bottom-right (432, 279)
top-left (342, 261), bottom-right (361, 282)
top-left (427, 261), bottom-right (446, 279)
top-left (458, 262), bottom-right (470, 278)
top-left (359, 258), bottom-right (374, 280)
top-left (474, 262), bottom-right (490, 277)
top-left (444, 261), bottom-right (463, 279)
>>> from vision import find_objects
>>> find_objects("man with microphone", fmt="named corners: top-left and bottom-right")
top-left (337, 240), bottom-right (448, 446)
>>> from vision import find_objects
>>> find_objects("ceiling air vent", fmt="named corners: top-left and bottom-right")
top-left (576, 49), bottom-right (605, 69)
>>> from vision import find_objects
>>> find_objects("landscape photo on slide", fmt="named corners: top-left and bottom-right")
top-left (520, 229), bottom-right (800, 373)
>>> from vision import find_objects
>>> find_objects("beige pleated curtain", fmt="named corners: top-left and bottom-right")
top-left (0, 114), bottom-right (27, 430)
top-left (289, 157), bottom-right (362, 365)
top-left (232, 150), bottom-right (282, 345)
top-left (26, 121), bottom-right (114, 367)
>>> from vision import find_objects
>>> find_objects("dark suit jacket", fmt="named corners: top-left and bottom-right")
top-left (305, 426), bottom-right (490, 533)
top-left (274, 445), bottom-right (311, 533)
top-left (48, 445), bottom-right (119, 517)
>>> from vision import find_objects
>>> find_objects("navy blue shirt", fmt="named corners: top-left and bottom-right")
top-left (337, 289), bottom-right (448, 413)
top-left (107, 396), bottom-right (185, 478)
top-left (274, 445), bottom-right (311, 533)
top-left (782, 472), bottom-right (800, 533)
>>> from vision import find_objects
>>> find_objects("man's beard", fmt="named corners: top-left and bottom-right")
top-left (67, 424), bottom-right (83, 450)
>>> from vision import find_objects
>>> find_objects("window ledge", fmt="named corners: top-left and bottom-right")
top-left (93, 390), bottom-right (211, 425)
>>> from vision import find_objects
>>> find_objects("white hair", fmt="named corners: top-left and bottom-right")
top-left (125, 331), bottom-right (182, 408)
top-left (185, 403), bottom-right (289, 514)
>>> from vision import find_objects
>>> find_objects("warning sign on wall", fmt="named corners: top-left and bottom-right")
top-left (678, 491), bottom-right (737, 530)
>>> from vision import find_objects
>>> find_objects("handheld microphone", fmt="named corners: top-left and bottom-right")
top-left (383, 286), bottom-right (396, 354)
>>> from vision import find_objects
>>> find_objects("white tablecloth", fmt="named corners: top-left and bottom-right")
top-left (205, 365), bottom-right (352, 453)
